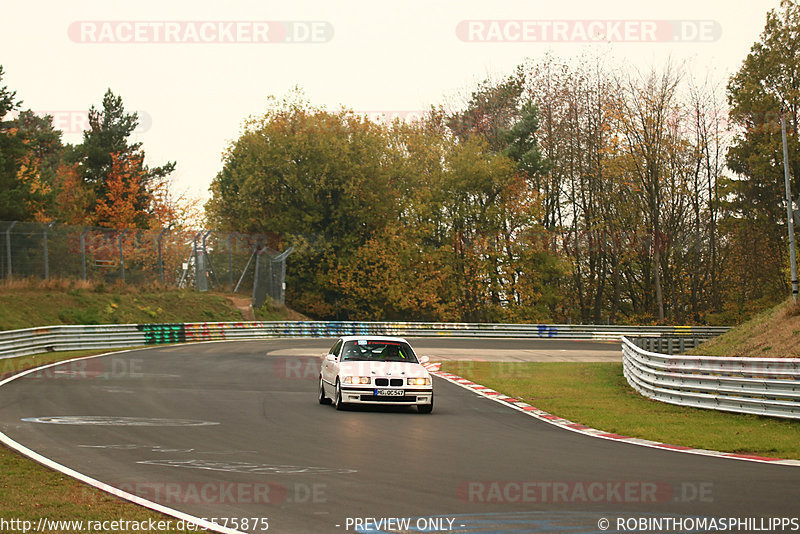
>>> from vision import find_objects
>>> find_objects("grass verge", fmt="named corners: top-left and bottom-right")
top-left (692, 298), bottom-right (800, 358)
top-left (0, 446), bottom-right (196, 533)
top-left (1, 348), bottom-right (198, 533)
top-left (441, 361), bottom-right (800, 460)
top-left (0, 279), bottom-right (295, 331)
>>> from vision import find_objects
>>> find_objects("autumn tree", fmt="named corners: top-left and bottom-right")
top-left (330, 119), bottom-right (456, 321)
top-left (446, 68), bottom-right (526, 152)
top-left (52, 162), bottom-right (93, 225)
top-left (503, 100), bottom-right (552, 226)
top-left (724, 0), bottom-right (800, 306)
top-left (685, 79), bottom-right (727, 319)
top-left (207, 91), bottom-right (563, 321)
top-left (611, 65), bottom-right (685, 323)
top-left (9, 111), bottom-right (65, 221)
top-left (207, 94), bottom-right (398, 317)
top-left (94, 152), bottom-right (147, 228)
top-left (525, 55), bottom-right (626, 323)
top-left (0, 66), bottom-right (57, 221)
top-left (69, 89), bottom-right (176, 228)
top-left (522, 54), bottom-right (730, 325)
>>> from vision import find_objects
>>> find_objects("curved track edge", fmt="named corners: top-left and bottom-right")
top-left (0, 349), bottom-right (247, 534)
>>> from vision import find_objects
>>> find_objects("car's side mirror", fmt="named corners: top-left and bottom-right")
top-left (325, 354), bottom-right (336, 363)
top-left (419, 356), bottom-right (430, 364)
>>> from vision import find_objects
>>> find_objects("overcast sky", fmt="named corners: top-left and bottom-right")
top-left (1, 0), bottom-right (781, 205)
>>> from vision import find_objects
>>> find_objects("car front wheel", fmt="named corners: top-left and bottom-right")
top-left (318, 376), bottom-right (332, 405)
top-left (334, 380), bottom-right (346, 411)
top-left (417, 396), bottom-right (433, 414)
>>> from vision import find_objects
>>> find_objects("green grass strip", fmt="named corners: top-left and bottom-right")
top-left (441, 361), bottom-right (800, 460)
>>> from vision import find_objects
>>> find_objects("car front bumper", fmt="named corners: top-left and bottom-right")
top-left (339, 386), bottom-right (433, 405)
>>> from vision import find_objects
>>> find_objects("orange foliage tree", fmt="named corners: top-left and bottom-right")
top-left (94, 152), bottom-right (148, 229)
top-left (52, 162), bottom-right (94, 225)
top-left (13, 148), bottom-right (52, 222)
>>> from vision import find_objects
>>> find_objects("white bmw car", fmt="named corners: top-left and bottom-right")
top-left (318, 336), bottom-right (434, 413)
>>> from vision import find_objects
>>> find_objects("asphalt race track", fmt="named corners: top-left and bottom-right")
top-left (0, 339), bottom-right (799, 534)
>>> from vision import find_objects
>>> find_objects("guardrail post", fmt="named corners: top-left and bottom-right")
top-left (80, 227), bottom-right (89, 281)
top-left (43, 222), bottom-right (55, 280)
top-left (234, 245), bottom-right (256, 293)
top-left (781, 112), bottom-right (799, 304)
top-left (272, 246), bottom-right (294, 306)
top-left (201, 230), bottom-right (219, 289)
top-left (196, 230), bottom-right (210, 292)
top-left (228, 233), bottom-right (235, 292)
top-left (5, 221), bottom-right (16, 279)
top-left (251, 245), bottom-right (261, 307)
top-left (192, 231), bottom-right (205, 291)
top-left (118, 229), bottom-right (128, 283)
top-left (157, 228), bottom-right (168, 285)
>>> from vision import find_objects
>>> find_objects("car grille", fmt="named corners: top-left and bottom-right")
top-left (375, 378), bottom-right (404, 387)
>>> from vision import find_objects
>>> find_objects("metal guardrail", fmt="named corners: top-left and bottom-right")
top-left (0, 321), bottom-right (729, 360)
top-left (622, 336), bottom-right (800, 420)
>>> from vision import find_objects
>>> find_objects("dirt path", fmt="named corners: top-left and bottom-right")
top-left (226, 296), bottom-right (255, 321)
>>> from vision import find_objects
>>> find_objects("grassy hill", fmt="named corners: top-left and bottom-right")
top-left (0, 279), bottom-right (294, 331)
top-left (693, 298), bottom-right (800, 358)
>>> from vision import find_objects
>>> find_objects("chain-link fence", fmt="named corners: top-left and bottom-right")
top-left (0, 221), bottom-right (291, 307)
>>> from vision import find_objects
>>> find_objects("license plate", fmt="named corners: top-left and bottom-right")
top-left (375, 389), bottom-right (405, 397)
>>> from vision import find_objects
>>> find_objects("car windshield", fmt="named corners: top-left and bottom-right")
top-left (340, 340), bottom-right (418, 363)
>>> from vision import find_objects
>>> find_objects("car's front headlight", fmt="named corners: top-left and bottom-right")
top-left (343, 376), bottom-right (371, 385)
top-left (407, 377), bottom-right (431, 386)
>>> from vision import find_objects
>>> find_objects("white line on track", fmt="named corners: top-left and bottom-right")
top-left (0, 348), bottom-right (248, 534)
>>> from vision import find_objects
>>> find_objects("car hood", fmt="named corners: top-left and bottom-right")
top-left (339, 360), bottom-right (430, 378)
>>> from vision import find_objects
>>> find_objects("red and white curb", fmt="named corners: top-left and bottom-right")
top-left (427, 364), bottom-right (800, 468)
